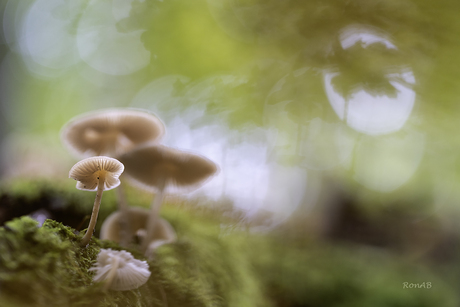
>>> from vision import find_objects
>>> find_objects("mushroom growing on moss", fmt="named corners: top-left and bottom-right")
top-left (69, 156), bottom-right (124, 246)
top-left (89, 248), bottom-right (151, 291)
top-left (118, 144), bottom-right (218, 254)
top-left (100, 207), bottom-right (177, 254)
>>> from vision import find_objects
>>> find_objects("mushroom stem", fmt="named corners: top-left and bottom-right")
top-left (116, 182), bottom-right (131, 247)
top-left (103, 255), bottom-right (120, 291)
top-left (141, 181), bottom-right (165, 253)
top-left (80, 174), bottom-right (106, 246)
top-left (116, 182), bottom-right (128, 211)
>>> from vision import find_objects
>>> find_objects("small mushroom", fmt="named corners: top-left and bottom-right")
top-left (100, 207), bottom-right (177, 253)
top-left (69, 156), bottom-right (124, 246)
top-left (89, 248), bottom-right (151, 291)
top-left (118, 145), bottom-right (218, 254)
top-left (61, 108), bottom-right (165, 158)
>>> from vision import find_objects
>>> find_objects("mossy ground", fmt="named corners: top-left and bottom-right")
top-left (0, 180), bottom-right (458, 306)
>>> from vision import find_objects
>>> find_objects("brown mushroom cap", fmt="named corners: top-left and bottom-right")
top-left (69, 156), bottom-right (124, 191)
top-left (61, 108), bottom-right (165, 158)
top-left (118, 145), bottom-right (218, 193)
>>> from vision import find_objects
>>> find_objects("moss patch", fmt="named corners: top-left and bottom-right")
top-left (0, 217), bottom-right (100, 306)
top-left (0, 181), bottom-right (458, 306)
top-left (251, 238), bottom-right (458, 307)
top-left (0, 215), bottom-right (267, 307)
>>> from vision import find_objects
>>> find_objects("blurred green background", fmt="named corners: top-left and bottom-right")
top-left (1, 0), bottom-right (460, 303)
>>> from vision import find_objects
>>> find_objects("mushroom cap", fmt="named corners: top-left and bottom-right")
top-left (100, 207), bottom-right (177, 246)
top-left (118, 145), bottom-right (218, 193)
top-left (69, 156), bottom-right (124, 191)
top-left (61, 108), bottom-right (165, 158)
top-left (89, 248), bottom-right (151, 291)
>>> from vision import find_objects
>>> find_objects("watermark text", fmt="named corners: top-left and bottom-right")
top-left (403, 282), bottom-right (432, 289)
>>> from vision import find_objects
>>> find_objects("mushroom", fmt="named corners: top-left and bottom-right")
top-left (69, 156), bottom-right (124, 246)
top-left (89, 248), bottom-right (151, 291)
top-left (100, 207), bottom-right (177, 252)
top-left (62, 108), bottom-right (165, 245)
top-left (118, 145), bottom-right (218, 254)
top-left (61, 108), bottom-right (165, 158)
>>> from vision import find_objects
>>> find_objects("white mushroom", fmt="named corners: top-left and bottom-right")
top-left (89, 248), bottom-right (151, 291)
top-left (69, 156), bottom-right (124, 246)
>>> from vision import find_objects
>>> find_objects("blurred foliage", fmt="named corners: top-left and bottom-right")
top-left (3, 0), bottom-right (460, 150)
top-left (5, 0), bottom-right (460, 129)
top-left (117, 0), bottom-right (255, 78)
top-left (330, 43), bottom-right (407, 99)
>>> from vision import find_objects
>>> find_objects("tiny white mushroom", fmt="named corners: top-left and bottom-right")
top-left (69, 156), bottom-right (124, 246)
top-left (89, 248), bottom-right (151, 291)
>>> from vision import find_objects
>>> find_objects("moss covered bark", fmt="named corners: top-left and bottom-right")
top-left (0, 181), bottom-right (458, 306)
top-left (0, 215), bottom-right (268, 307)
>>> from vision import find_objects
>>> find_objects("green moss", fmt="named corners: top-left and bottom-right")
top-left (250, 237), bottom-right (458, 307)
top-left (0, 217), bottom-right (97, 307)
top-left (0, 180), bottom-right (44, 201)
top-left (0, 214), bottom-right (267, 307)
top-left (0, 182), bottom-right (458, 306)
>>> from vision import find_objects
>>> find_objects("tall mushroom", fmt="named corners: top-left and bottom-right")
top-left (118, 145), bottom-right (218, 254)
top-left (69, 156), bottom-right (124, 246)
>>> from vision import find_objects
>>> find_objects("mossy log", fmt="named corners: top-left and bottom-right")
top-left (0, 181), bottom-right (458, 306)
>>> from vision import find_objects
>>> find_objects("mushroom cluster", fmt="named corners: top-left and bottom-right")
top-left (62, 108), bottom-right (218, 257)
top-left (63, 108), bottom-right (166, 246)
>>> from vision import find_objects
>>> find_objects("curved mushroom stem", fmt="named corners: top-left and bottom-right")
top-left (102, 255), bottom-right (120, 291)
top-left (141, 180), bottom-right (166, 254)
top-left (80, 174), bottom-right (106, 247)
